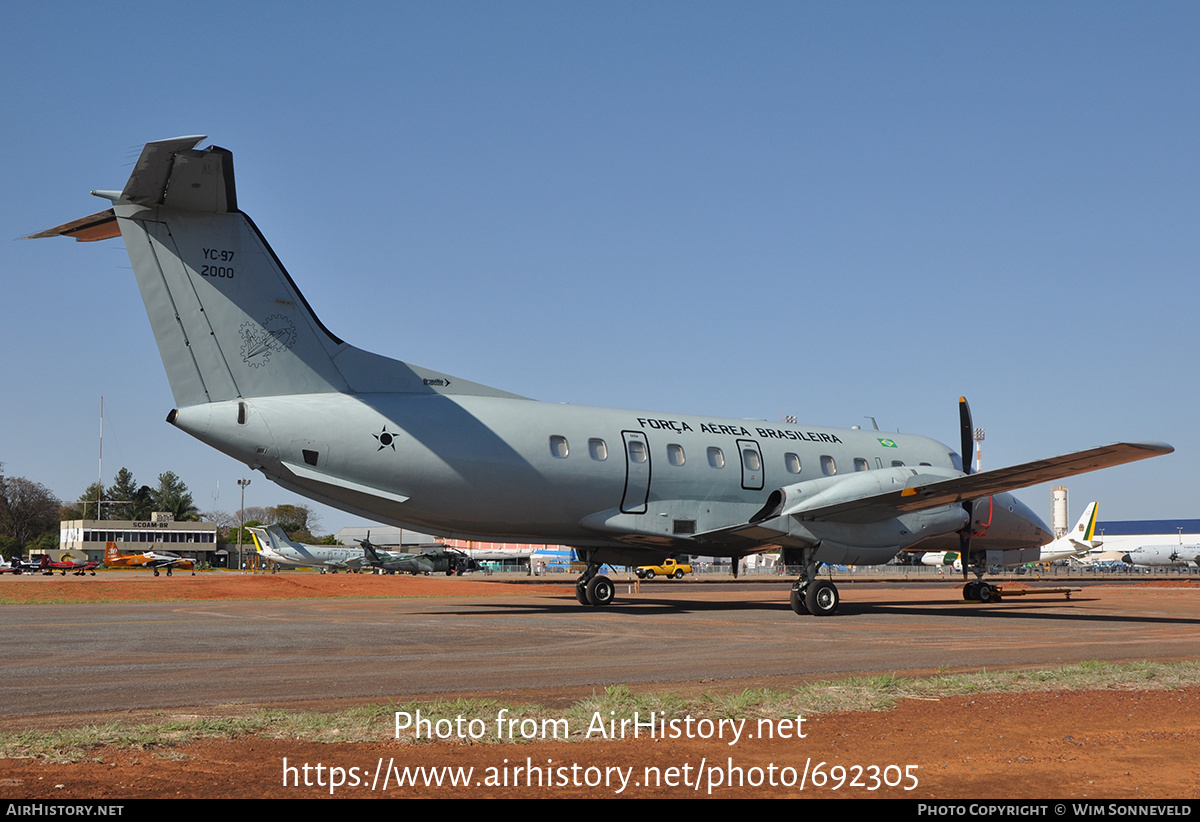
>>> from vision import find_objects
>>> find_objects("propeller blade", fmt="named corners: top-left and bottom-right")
top-left (959, 396), bottom-right (973, 477)
top-left (958, 397), bottom-right (974, 580)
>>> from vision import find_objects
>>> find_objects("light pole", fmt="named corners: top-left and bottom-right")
top-left (237, 478), bottom-right (251, 571)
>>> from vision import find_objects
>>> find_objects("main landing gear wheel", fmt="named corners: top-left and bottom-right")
top-left (585, 575), bottom-right (615, 607)
top-left (575, 583), bottom-right (590, 605)
top-left (805, 579), bottom-right (839, 616)
top-left (790, 584), bottom-right (809, 615)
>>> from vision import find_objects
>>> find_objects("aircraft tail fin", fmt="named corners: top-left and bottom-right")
top-left (246, 528), bottom-right (269, 553)
top-left (1072, 502), bottom-right (1099, 542)
top-left (31, 137), bottom-right (522, 408)
top-left (359, 537), bottom-right (384, 563)
top-left (104, 542), bottom-right (122, 565)
top-left (266, 525), bottom-right (303, 551)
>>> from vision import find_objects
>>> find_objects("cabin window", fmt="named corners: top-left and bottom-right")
top-left (742, 448), bottom-right (762, 471)
top-left (891, 460), bottom-right (905, 467)
top-left (549, 435), bottom-right (569, 459)
top-left (707, 447), bottom-right (725, 469)
top-left (784, 452), bottom-right (801, 474)
top-left (854, 457), bottom-right (869, 472)
top-left (588, 438), bottom-right (608, 461)
top-left (820, 455), bottom-right (837, 475)
top-left (627, 439), bottom-right (648, 463)
top-left (667, 443), bottom-right (685, 466)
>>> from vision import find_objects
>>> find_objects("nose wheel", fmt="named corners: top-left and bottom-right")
top-left (963, 580), bottom-right (1000, 602)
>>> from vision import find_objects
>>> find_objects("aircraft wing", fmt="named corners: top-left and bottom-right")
top-left (689, 441), bottom-right (1172, 554)
top-left (796, 441), bottom-right (1172, 522)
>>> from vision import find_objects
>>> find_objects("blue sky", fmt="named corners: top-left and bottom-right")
top-left (3, 2), bottom-right (1197, 534)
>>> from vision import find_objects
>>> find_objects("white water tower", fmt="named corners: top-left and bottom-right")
top-left (1052, 486), bottom-right (1069, 538)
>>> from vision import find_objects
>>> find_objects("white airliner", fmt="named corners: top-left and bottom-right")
top-left (31, 136), bottom-right (1173, 615)
top-left (920, 551), bottom-right (961, 570)
top-left (1038, 502), bottom-right (1101, 562)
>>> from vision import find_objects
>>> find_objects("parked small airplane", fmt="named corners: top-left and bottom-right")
top-left (356, 533), bottom-right (478, 576)
top-left (1038, 502), bottom-right (1101, 563)
top-left (248, 526), bottom-right (365, 572)
top-left (31, 136), bottom-right (1174, 614)
top-left (40, 555), bottom-right (99, 576)
top-left (1121, 544), bottom-right (1200, 568)
top-left (103, 542), bottom-right (196, 575)
top-left (0, 557), bottom-right (41, 575)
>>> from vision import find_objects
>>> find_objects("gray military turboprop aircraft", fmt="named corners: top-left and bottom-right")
top-left (248, 525), bottom-right (366, 572)
top-left (356, 533), bottom-right (478, 576)
top-left (31, 136), bottom-right (1174, 615)
top-left (1121, 545), bottom-right (1200, 568)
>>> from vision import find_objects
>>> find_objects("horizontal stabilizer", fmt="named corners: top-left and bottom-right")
top-left (121, 135), bottom-right (210, 207)
top-left (24, 209), bottom-right (118, 242)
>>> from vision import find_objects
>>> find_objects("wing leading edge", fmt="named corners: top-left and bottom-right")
top-left (803, 441), bottom-right (1173, 521)
top-left (694, 441), bottom-right (1172, 552)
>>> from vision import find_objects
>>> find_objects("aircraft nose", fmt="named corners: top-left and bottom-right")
top-left (1007, 495), bottom-right (1052, 545)
top-left (979, 493), bottom-right (1052, 548)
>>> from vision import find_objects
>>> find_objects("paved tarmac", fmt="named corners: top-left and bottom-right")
top-left (4, 581), bottom-right (1198, 719)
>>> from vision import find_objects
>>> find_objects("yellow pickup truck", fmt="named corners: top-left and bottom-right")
top-left (635, 558), bottom-right (692, 579)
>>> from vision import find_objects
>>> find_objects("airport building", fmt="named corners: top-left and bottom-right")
top-left (1093, 519), bottom-right (1200, 554)
top-left (59, 513), bottom-right (219, 565)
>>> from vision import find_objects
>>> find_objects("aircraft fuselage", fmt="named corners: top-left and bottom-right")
top-left (172, 392), bottom-right (1048, 565)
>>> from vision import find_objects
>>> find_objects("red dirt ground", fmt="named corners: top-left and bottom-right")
top-left (0, 569), bottom-right (560, 603)
top-left (2, 573), bottom-right (1197, 799)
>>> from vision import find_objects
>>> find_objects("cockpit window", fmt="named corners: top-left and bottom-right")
top-left (949, 451), bottom-right (964, 472)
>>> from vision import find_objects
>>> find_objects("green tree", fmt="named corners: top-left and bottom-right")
top-left (60, 481), bottom-right (107, 521)
top-left (148, 472), bottom-right (200, 521)
top-left (0, 474), bottom-right (61, 553)
top-left (275, 504), bottom-right (311, 535)
top-left (105, 468), bottom-right (147, 520)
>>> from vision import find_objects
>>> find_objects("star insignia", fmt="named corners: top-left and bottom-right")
top-left (373, 426), bottom-right (396, 451)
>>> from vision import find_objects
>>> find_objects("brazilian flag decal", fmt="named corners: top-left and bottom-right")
top-left (878, 438), bottom-right (897, 448)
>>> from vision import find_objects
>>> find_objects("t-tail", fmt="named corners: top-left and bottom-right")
top-left (29, 136), bottom-right (519, 408)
